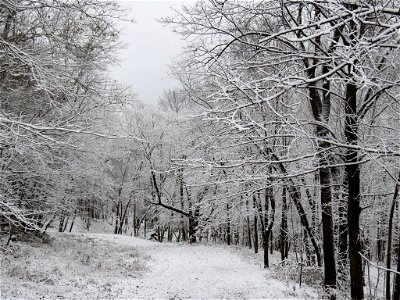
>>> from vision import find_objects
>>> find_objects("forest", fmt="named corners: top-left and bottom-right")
top-left (1, 1), bottom-right (400, 300)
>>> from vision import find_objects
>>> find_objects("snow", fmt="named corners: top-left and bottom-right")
top-left (1, 232), bottom-right (320, 299)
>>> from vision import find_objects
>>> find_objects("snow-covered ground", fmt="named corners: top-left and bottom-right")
top-left (1, 232), bottom-right (320, 299)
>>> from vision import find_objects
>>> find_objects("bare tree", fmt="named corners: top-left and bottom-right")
top-left (0, 0), bottom-right (130, 233)
top-left (164, 1), bottom-right (400, 298)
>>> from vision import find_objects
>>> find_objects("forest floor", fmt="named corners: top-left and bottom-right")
top-left (1, 231), bottom-right (321, 299)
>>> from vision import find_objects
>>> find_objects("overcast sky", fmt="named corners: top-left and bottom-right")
top-left (111, 1), bottom-right (188, 105)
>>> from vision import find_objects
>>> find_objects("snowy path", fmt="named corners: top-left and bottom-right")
top-left (89, 233), bottom-right (317, 299)
top-left (2, 232), bottom-right (318, 299)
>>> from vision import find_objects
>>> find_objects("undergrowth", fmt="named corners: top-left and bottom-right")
top-left (1, 232), bottom-right (149, 299)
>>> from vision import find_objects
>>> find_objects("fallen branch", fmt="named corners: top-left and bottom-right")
top-left (360, 252), bottom-right (400, 276)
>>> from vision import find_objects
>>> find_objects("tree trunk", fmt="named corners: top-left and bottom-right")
top-left (246, 198), bottom-right (252, 249)
top-left (188, 205), bottom-right (199, 244)
top-left (304, 229), bottom-right (313, 266)
top-left (179, 168), bottom-right (186, 241)
top-left (256, 191), bottom-right (265, 246)
top-left (301, 177), bottom-right (317, 266)
top-left (118, 200), bottom-right (131, 234)
top-left (280, 186), bottom-right (288, 261)
top-left (338, 191), bottom-right (348, 281)
top-left (114, 201), bottom-right (120, 234)
top-left (226, 202), bottom-right (231, 246)
top-left (133, 202), bottom-right (137, 237)
top-left (144, 216), bottom-right (147, 238)
top-left (392, 174), bottom-right (400, 300)
top-left (330, 164), bottom-right (348, 282)
top-left (62, 217), bottom-right (69, 232)
top-left (270, 231), bottom-right (274, 254)
top-left (345, 81), bottom-right (364, 300)
top-left (253, 193), bottom-right (259, 254)
top-left (319, 158), bottom-right (337, 291)
top-left (58, 214), bottom-right (65, 232)
top-left (264, 185), bottom-right (275, 268)
top-left (387, 174), bottom-right (400, 300)
top-left (188, 212), bottom-right (196, 243)
top-left (69, 212), bottom-right (76, 232)
top-left (307, 57), bottom-right (337, 289)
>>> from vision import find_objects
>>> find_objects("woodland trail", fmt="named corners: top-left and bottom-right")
top-left (90, 233), bottom-right (317, 299)
top-left (2, 232), bottom-right (318, 299)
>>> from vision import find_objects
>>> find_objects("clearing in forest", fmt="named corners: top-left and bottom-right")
top-left (1, 232), bottom-right (319, 299)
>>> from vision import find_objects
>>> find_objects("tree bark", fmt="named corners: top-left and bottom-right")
top-left (246, 198), bottom-right (252, 249)
top-left (58, 214), bottom-right (65, 232)
top-left (69, 212), bottom-right (76, 233)
top-left (388, 175), bottom-right (400, 300)
top-left (280, 186), bottom-right (289, 261)
top-left (264, 185), bottom-right (275, 268)
top-left (319, 155), bottom-right (337, 290)
top-left (118, 199), bottom-right (130, 234)
top-left (253, 193), bottom-right (259, 254)
top-left (345, 81), bottom-right (364, 300)
top-left (392, 175), bottom-right (400, 300)
top-left (226, 202), bottom-right (231, 246)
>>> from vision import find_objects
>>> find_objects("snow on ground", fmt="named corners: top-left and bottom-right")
top-left (1, 232), bottom-right (320, 299)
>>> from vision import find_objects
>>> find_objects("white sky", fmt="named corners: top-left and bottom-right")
top-left (112, 0), bottom-right (189, 104)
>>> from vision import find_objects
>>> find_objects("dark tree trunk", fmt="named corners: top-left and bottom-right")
top-left (386, 195), bottom-right (396, 300)
top-left (264, 230), bottom-right (271, 267)
top-left (133, 202), bottom-right (137, 236)
top-left (394, 243), bottom-right (400, 300)
top-left (246, 198), bottom-right (252, 249)
top-left (387, 175), bottom-right (400, 300)
top-left (42, 214), bottom-right (56, 233)
top-left (270, 231), bottom-right (273, 254)
top-left (338, 191), bottom-right (348, 281)
top-left (253, 216), bottom-right (259, 254)
top-left (319, 157), bottom-right (337, 290)
top-left (393, 174), bottom-right (400, 300)
top-left (157, 226), bottom-right (165, 243)
top-left (247, 216), bottom-right (252, 249)
top-left (257, 191), bottom-right (265, 247)
top-left (114, 201), bottom-right (120, 234)
top-left (62, 217), bottom-right (69, 232)
top-left (188, 206), bottom-right (199, 243)
top-left (181, 226), bottom-right (186, 242)
top-left (179, 168), bottom-right (186, 241)
top-left (377, 217), bottom-right (385, 262)
top-left (58, 214), bottom-right (65, 232)
top-left (331, 164), bottom-right (348, 282)
top-left (304, 229), bottom-right (313, 266)
top-left (168, 225), bottom-right (173, 242)
top-left (118, 200), bottom-right (130, 234)
top-left (345, 81), bottom-right (364, 300)
top-left (301, 177), bottom-right (317, 266)
top-left (69, 212), bottom-right (76, 232)
top-left (144, 216), bottom-right (147, 238)
top-left (264, 185), bottom-right (275, 268)
top-left (280, 186), bottom-right (288, 261)
top-left (226, 202), bottom-right (231, 246)
top-left (307, 58), bottom-right (337, 289)
top-left (253, 193), bottom-right (259, 254)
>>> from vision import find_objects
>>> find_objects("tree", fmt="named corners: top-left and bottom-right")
top-left (164, 1), bottom-right (400, 298)
top-left (0, 0), bottom-right (130, 233)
